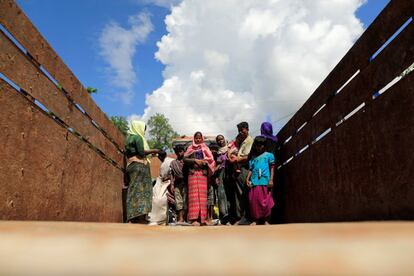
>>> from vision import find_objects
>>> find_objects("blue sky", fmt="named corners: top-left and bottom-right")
top-left (16, 0), bottom-right (170, 117)
top-left (15, 0), bottom-right (390, 123)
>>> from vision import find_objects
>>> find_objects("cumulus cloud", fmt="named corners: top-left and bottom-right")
top-left (99, 12), bottom-right (153, 103)
top-left (142, 0), bottom-right (365, 138)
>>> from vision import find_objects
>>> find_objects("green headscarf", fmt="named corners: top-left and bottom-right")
top-left (128, 120), bottom-right (151, 162)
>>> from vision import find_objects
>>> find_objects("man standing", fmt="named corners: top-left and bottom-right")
top-left (228, 122), bottom-right (254, 224)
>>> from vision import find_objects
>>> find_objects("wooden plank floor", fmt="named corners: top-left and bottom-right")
top-left (0, 221), bottom-right (413, 275)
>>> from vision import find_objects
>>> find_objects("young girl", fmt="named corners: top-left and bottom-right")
top-left (246, 136), bottom-right (275, 225)
top-left (184, 132), bottom-right (216, 226)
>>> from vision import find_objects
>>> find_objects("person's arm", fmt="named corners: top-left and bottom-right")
top-left (163, 176), bottom-right (171, 181)
top-left (170, 172), bottom-right (176, 191)
top-left (237, 141), bottom-right (251, 164)
top-left (144, 149), bottom-right (159, 155)
top-left (246, 170), bottom-right (252, 188)
top-left (167, 173), bottom-right (175, 203)
top-left (237, 156), bottom-right (249, 163)
top-left (134, 136), bottom-right (159, 157)
top-left (268, 165), bottom-right (275, 190)
top-left (184, 157), bottom-right (205, 167)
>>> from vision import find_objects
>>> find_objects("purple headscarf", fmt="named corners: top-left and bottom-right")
top-left (260, 122), bottom-right (278, 142)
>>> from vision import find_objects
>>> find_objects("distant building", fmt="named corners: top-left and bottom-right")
top-left (172, 135), bottom-right (217, 149)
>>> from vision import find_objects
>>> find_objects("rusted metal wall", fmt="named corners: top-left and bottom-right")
top-left (275, 0), bottom-right (414, 222)
top-left (0, 0), bottom-right (124, 222)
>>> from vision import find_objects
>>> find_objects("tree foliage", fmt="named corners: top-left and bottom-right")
top-left (110, 116), bottom-right (129, 137)
top-left (87, 87), bottom-right (98, 94)
top-left (147, 113), bottom-right (179, 150)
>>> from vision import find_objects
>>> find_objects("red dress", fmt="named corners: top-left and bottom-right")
top-left (187, 170), bottom-right (208, 222)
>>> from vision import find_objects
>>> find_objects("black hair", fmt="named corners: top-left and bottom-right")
top-left (173, 144), bottom-right (185, 152)
top-left (254, 136), bottom-right (267, 146)
top-left (237, 122), bottom-right (249, 130)
top-left (248, 136), bottom-right (267, 160)
top-left (209, 142), bottom-right (219, 150)
top-left (158, 150), bottom-right (167, 159)
top-left (194, 131), bottom-right (203, 138)
top-left (216, 134), bottom-right (224, 140)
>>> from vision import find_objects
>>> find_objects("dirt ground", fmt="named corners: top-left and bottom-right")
top-left (0, 221), bottom-right (413, 275)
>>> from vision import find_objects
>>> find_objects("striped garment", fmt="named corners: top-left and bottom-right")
top-left (187, 171), bottom-right (208, 223)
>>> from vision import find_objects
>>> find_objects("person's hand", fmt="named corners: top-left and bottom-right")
top-left (268, 179), bottom-right (274, 189)
top-left (195, 159), bottom-right (206, 166)
top-left (246, 179), bottom-right (252, 188)
top-left (167, 191), bottom-right (175, 205)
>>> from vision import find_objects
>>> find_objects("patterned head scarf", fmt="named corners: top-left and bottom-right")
top-left (184, 132), bottom-right (216, 175)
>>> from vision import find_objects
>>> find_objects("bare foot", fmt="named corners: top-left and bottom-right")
top-left (205, 220), bottom-right (215, 226)
top-left (250, 222), bottom-right (257, 226)
top-left (191, 221), bottom-right (200, 226)
top-left (264, 221), bottom-right (270, 225)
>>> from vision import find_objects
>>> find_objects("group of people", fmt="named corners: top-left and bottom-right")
top-left (124, 120), bottom-right (278, 226)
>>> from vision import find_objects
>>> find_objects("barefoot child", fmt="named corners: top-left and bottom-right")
top-left (170, 145), bottom-right (187, 224)
top-left (246, 136), bottom-right (275, 225)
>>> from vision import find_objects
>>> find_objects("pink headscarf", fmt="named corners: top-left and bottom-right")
top-left (185, 133), bottom-right (216, 175)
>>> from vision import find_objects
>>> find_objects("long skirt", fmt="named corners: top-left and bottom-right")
top-left (216, 169), bottom-right (229, 220)
top-left (187, 171), bottom-right (208, 223)
top-left (248, 186), bottom-right (274, 221)
top-left (126, 162), bottom-right (153, 221)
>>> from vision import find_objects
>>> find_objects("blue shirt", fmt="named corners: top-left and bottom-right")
top-left (249, 152), bottom-right (275, 186)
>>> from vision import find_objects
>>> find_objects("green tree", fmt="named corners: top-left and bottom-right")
top-left (147, 113), bottom-right (179, 150)
top-left (110, 116), bottom-right (129, 137)
top-left (87, 87), bottom-right (98, 94)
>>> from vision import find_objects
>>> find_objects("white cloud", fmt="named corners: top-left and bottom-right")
top-left (99, 12), bottom-right (153, 104)
top-left (141, 0), bottom-right (365, 139)
top-left (127, 113), bottom-right (143, 123)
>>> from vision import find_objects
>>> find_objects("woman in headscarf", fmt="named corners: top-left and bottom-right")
top-left (125, 120), bottom-right (159, 223)
top-left (260, 122), bottom-right (278, 156)
top-left (215, 134), bottom-right (230, 224)
top-left (183, 131), bottom-right (216, 226)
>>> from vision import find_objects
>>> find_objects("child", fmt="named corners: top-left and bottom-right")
top-left (246, 136), bottom-right (275, 225)
top-left (170, 145), bottom-right (187, 224)
top-left (183, 132), bottom-right (215, 226)
top-left (227, 134), bottom-right (242, 174)
top-left (207, 143), bottom-right (219, 225)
